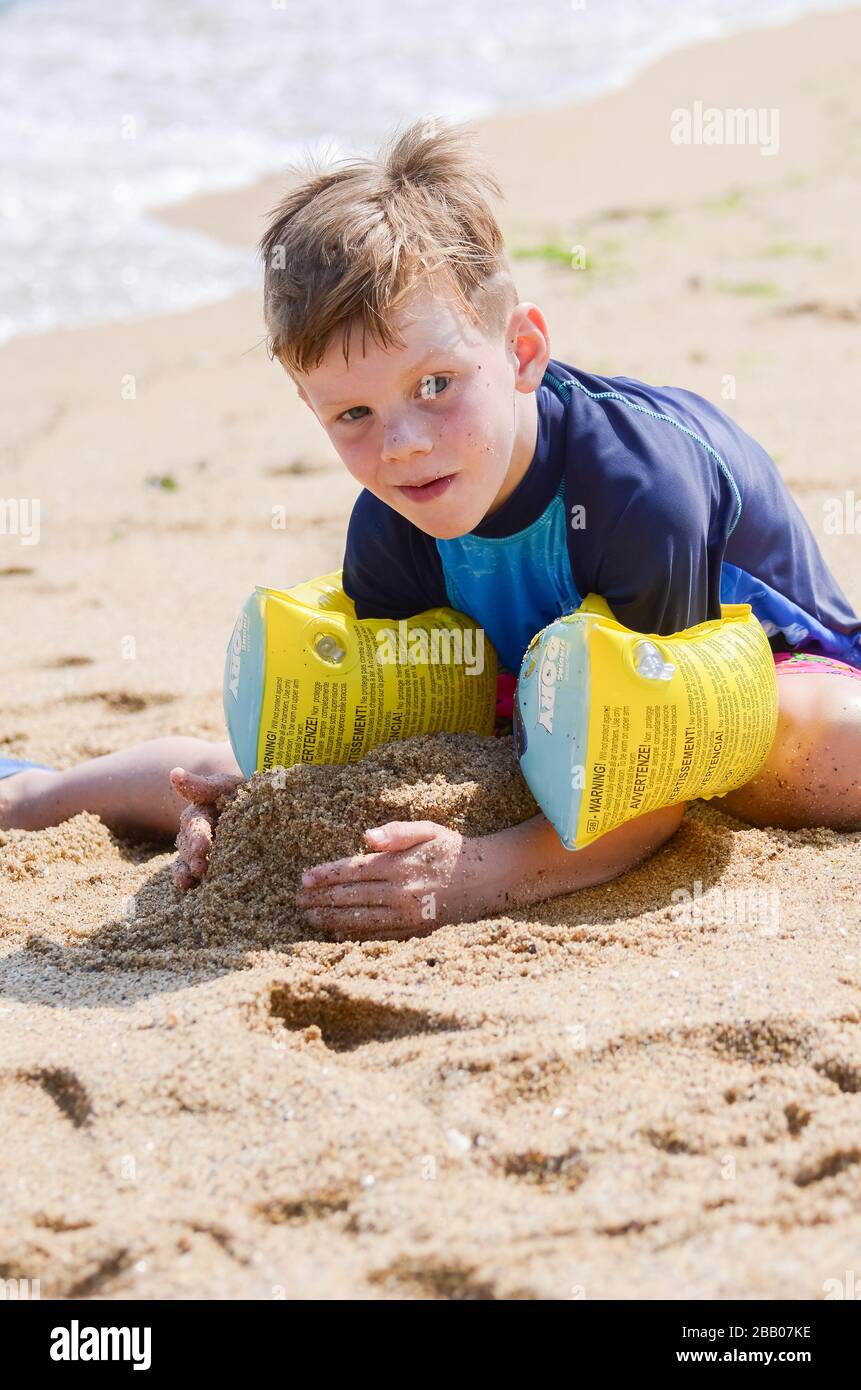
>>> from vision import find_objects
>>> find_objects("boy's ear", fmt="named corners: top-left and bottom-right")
top-left (510, 303), bottom-right (551, 391)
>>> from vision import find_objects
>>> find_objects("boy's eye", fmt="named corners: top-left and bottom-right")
top-left (336, 374), bottom-right (451, 423)
top-left (419, 374), bottom-right (450, 400)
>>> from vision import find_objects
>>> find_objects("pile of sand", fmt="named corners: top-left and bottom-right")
top-left (184, 732), bottom-right (539, 946)
top-left (10, 734), bottom-right (538, 973)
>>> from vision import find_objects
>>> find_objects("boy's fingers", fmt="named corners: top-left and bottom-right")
top-left (300, 820), bottom-right (445, 888)
top-left (172, 858), bottom-right (196, 891)
top-left (175, 829), bottom-right (209, 879)
top-left (171, 771), bottom-right (240, 892)
top-left (363, 820), bottom-right (441, 852)
top-left (170, 767), bottom-right (243, 806)
top-left (297, 880), bottom-right (404, 910)
top-left (176, 805), bottom-right (214, 866)
top-left (299, 850), bottom-right (397, 889)
top-left (187, 846), bottom-right (211, 878)
top-left (302, 905), bottom-right (430, 939)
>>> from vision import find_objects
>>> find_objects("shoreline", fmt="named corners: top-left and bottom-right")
top-left (151, 7), bottom-right (859, 251)
top-left (1, 6), bottom-right (857, 354)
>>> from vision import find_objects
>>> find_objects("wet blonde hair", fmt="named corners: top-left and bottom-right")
top-left (259, 117), bottom-right (519, 376)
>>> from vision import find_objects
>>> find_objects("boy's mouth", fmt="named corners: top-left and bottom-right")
top-left (396, 472), bottom-right (456, 503)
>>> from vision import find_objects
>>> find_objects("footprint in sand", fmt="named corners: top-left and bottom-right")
top-left (267, 980), bottom-right (464, 1053)
top-left (9, 1065), bottom-right (93, 1127)
top-left (776, 299), bottom-right (861, 323)
top-left (66, 690), bottom-right (178, 713)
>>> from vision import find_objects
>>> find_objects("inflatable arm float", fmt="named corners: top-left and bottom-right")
top-left (223, 569), bottom-right (498, 778)
top-left (514, 593), bottom-right (778, 849)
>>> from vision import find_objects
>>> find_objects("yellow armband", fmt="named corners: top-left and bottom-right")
top-left (514, 595), bottom-right (779, 850)
top-left (223, 569), bottom-right (498, 777)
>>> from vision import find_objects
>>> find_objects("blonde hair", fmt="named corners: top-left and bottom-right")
top-left (259, 117), bottom-right (518, 376)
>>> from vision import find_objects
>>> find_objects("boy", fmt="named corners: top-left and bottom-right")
top-left (3, 119), bottom-right (860, 939)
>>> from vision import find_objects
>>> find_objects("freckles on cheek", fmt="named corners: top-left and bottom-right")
top-left (475, 414), bottom-right (506, 460)
top-left (451, 401), bottom-right (497, 458)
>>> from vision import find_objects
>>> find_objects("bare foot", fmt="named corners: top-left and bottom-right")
top-left (169, 768), bottom-right (243, 891)
top-left (0, 768), bottom-right (59, 831)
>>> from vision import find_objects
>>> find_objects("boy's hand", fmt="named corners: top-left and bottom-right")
top-left (294, 802), bottom-right (688, 940)
top-left (295, 820), bottom-right (508, 940)
top-left (170, 768), bottom-right (243, 891)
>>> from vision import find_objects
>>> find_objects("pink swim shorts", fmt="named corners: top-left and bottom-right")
top-left (773, 651), bottom-right (861, 682)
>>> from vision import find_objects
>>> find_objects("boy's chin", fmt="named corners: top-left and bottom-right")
top-left (405, 509), bottom-right (484, 540)
top-left (395, 490), bottom-right (493, 540)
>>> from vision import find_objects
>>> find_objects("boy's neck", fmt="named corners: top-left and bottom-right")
top-left (484, 386), bottom-right (540, 517)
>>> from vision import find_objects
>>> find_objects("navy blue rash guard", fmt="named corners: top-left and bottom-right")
top-left (341, 356), bottom-right (861, 676)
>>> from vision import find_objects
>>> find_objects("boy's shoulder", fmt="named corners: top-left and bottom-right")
top-left (545, 358), bottom-right (759, 520)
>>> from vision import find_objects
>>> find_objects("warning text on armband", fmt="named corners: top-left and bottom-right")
top-left (300, 716), bottom-right (318, 763)
top-left (589, 764), bottom-right (606, 817)
top-left (262, 729), bottom-right (278, 770)
top-left (347, 705), bottom-right (368, 762)
top-left (629, 744), bottom-right (652, 810)
top-left (705, 730), bottom-right (724, 778)
top-left (673, 726), bottom-right (697, 792)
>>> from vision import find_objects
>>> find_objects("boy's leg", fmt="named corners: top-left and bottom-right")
top-left (0, 738), bottom-right (241, 839)
top-left (715, 662), bottom-right (861, 830)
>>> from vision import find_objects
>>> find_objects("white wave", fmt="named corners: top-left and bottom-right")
top-left (0, 0), bottom-right (851, 343)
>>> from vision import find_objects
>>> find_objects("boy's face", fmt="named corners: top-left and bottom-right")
top-left (292, 281), bottom-right (549, 539)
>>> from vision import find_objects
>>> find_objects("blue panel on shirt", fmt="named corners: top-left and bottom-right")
top-left (436, 477), bottom-right (582, 673)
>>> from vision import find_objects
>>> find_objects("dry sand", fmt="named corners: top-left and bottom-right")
top-left (2, 8), bottom-right (861, 1299)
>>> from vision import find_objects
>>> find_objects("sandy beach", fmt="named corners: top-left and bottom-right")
top-left (2, 6), bottom-right (860, 1299)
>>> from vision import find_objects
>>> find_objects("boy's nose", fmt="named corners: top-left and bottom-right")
top-left (380, 421), bottom-right (432, 464)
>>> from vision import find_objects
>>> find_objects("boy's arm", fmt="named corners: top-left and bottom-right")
top-left (568, 412), bottom-right (733, 638)
top-left (484, 802), bottom-right (688, 909)
top-left (296, 801), bottom-right (687, 937)
top-left (588, 471), bottom-right (721, 637)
